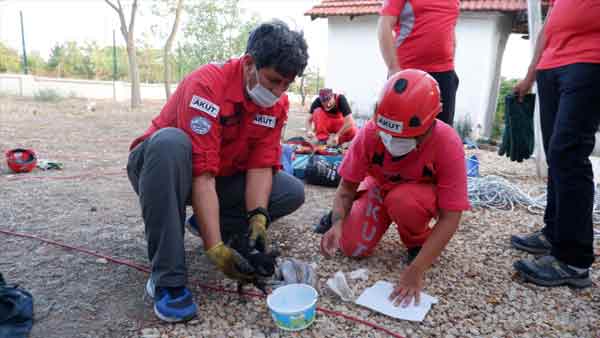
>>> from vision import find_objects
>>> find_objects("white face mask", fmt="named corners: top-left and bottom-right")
top-left (378, 131), bottom-right (417, 157)
top-left (246, 67), bottom-right (280, 108)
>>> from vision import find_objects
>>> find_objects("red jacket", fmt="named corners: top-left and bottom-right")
top-left (130, 58), bottom-right (289, 177)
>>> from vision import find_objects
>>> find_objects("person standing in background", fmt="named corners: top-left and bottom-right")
top-left (377, 0), bottom-right (460, 126)
top-left (511, 0), bottom-right (600, 288)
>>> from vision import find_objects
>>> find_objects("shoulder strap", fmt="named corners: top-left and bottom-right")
top-left (370, 138), bottom-right (386, 166)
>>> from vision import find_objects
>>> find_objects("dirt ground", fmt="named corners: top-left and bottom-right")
top-left (0, 96), bottom-right (598, 338)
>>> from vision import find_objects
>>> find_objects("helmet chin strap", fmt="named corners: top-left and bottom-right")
top-left (415, 121), bottom-right (437, 145)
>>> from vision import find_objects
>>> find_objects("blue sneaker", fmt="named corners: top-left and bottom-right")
top-left (185, 215), bottom-right (201, 237)
top-left (145, 279), bottom-right (198, 322)
top-left (513, 255), bottom-right (592, 289)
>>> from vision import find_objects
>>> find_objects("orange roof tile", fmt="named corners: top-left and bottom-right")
top-left (305, 0), bottom-right (551, 18)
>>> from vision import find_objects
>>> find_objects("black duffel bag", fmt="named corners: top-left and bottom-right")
top-left (304, 155), bottom-right (342, 187)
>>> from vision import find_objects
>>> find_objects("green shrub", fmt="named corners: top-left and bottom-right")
top-left (34, 89), bottom-right (63, 102)
top-left (492, 78), bottom-right (519, 141)
top-left (455, 114), bottom-right (473, 142)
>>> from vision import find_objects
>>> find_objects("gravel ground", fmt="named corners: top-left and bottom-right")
top-left (0, 96), bottom-right (598, 338)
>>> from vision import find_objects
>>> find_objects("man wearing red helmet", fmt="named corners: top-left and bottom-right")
top-left (377, 0), bottom-right (460, 126)
top-left (306, 88), bottom-right (357, 146)
top-left (320, 69), bottom-right (469, 306)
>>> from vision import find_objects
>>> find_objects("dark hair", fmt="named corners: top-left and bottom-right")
top-left (246, 20), bottom-right (309, 78)
top-left (319, 88), bottom-right (333, 101)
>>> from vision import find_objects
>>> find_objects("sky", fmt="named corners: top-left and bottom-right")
top-left (0, 0), bottom-right (529, 79)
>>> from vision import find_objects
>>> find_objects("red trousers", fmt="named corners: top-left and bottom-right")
top-left (339, 177), bottom-right (437, 257)
top-left (312, 108), bottom-right (357, 144)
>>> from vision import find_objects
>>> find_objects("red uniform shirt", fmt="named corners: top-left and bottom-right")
top-left (130, 58), bottom-right (288, 177)
top-left (379, 0), bottom-right (460, 73)
top-left (339, 120), bottom-right (470, 211)
top-left (537, 0), bottom-right (600, 70)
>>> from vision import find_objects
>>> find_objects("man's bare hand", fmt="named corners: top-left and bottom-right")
top-left (320, 223), bottom-right (342, 257)
top-left (389, 266), bottom-right (424, 307)
top-left (513, 78), bottom-right (534, 102)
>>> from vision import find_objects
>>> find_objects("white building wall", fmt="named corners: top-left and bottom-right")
top-left (326, 15), bottom-right (387, 120)
top-left (324, 13), bottom-right (513, 137)
top-left (454, 11), bottom-right (512, 138)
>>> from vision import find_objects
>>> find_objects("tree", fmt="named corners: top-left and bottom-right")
top-left (27, 51), bottom-right (46, 76)
top-left (0, 42), bottom-right (21, 73)
top-left (492, 77), bottom-right (519, 140)
top-left (159, 0), bottom-right (183, 99)
top-left (90, 45), bottom-right (128, 81)
top-left (105, 0), bottom-right (142, 108)
top-left (179, 0), bottom-right (258, 75)
top-left (46, 44), bottom-right (66, 77)
top-left (289, 66), bottom-right (323, 105)
top-left (136, 36), bottom-right (163, 83)
top-left (46, 41), bottom-right (94, 79)
top-left (299, 75), bottom-right (306, 106)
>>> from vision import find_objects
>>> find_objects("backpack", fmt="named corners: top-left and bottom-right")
top-left (0, 273), bottom-right (34, 338)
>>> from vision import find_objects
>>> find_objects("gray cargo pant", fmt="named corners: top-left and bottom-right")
top-left (126, 127), bottom-right (305, 288)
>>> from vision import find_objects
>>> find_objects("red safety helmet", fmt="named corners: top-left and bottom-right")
top-left (5, 148), bottom-right (37, 173)
top-left (373, 69), bottom-right (442, 138)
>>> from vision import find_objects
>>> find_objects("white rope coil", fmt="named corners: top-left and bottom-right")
top-left (468, 175), bottom-right (600, 237)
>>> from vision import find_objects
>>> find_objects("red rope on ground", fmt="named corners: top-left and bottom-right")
top-left (1, 170), bottom-right (124, 182)
top-left (0, 229), bottom-right (405, 338)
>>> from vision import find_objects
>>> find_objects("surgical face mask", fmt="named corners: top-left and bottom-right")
top-left (246, 67), bottom-right (280, 108)
top-left (378, 131), bottom-right (417, 157)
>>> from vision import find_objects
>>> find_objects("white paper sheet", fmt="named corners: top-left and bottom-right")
top-left (355, 281), bottom-right (438, 322)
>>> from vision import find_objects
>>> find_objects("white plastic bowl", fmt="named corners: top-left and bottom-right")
top-left (266, 284), bottom-right (318, 331)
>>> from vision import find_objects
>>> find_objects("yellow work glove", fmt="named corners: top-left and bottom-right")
top-left (249, 213), bottom-right (269, 252)
top-left (205, 242), bottom-right (255, 281)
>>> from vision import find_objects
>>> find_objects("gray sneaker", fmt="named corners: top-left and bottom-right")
top-left (513, 255), bottom-right (592, 289)
top-left (510, 230), bottom-right (552, 254)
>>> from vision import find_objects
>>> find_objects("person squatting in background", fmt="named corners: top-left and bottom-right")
top-left (306, 88), bottom-right (358, 146)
